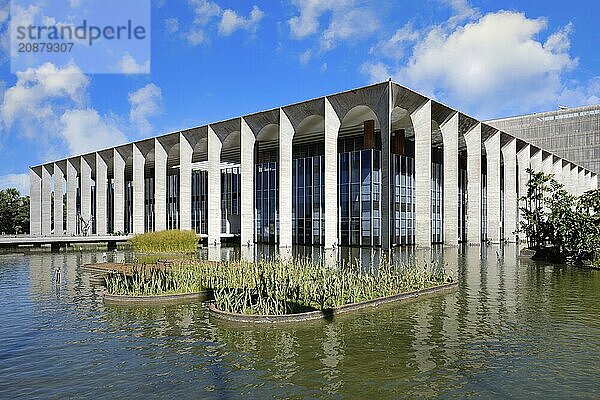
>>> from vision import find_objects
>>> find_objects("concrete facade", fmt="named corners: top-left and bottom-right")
top-left (28, 82), bottom-right (595, 248)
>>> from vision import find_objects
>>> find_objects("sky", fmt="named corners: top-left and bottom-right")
top-left (0, 0), bottom-right (599, 195)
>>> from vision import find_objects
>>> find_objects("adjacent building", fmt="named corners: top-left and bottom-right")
top-left (486, 104), bottom-right (600, 175)
top-left (29, 82), bottom-right (598, 249)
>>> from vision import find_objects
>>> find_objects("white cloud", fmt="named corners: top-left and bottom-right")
top-left (299, 49), bottom-right (312, 65)
top-left (370, 22), bottom-right (420, 61)
top-left (1, 62), bottom-right (89, 134)
top-left (0, 62), bottom-right (127, 160)
top-left (117, 53), bottom-right (150, 74)
top-left (128, 83), bottom-right (162, 135)
top-left (218, 5), bottom-right (264, 36)
top-left (362, 6), bottom-right (584, 118)
top-left (165, 17), bottom-right (180, 34)
top-left (0, 173), bottom-right (29, 195)
top-left (60, 109), bottom-right (127, 154)
top-left (288, 0), bottom-right (377, 52)
top-left (180, 0), bottom-right (264, 45)
top-left (558, 77), bottom-right (600, 108)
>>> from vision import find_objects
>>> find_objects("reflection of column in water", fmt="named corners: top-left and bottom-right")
top-left (240, 245), bottom-right (254, 262)
top-left (442, 246), bottom-right (459, 281)
top-left (208, 244), bottom-right (221, 261)
top-left (410, 299), bottom-right (435, 375)
top-left (463, 245), bottom-right (482, 338)
top-left (279, 246), bottom-right (293, 262)
top-left (28, 253), bottom-right (51, 297)
top-left (323, 248), bottom-right (338, 270)
top-left (272, 330), bottom-right (298, 381)
top-left (320, 323), bottom-right (343, 395)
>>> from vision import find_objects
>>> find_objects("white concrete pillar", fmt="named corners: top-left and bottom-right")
top-left (66, 159), bottom-right (77, 235)
top-left (464, 123), bottom-right (482, 245)
top-left (29, 168), bottom-right (42, 235)
top-left (563, 162), bottom-right (573, 195)
top-left (179, 133), bottom-right (193, 231)
top-left (530, 149), bottom-right (542, 174)
top-left (279, 109), bottom-right (294, 248)
top-left (412, 100), bottom-right (432, 247)
top-left (542, 153), bottom-right (553, 176)
top-left (484, 131), bottom-right (501, 243)
top-left (441, 112), bottom-right (459, 246)
top-left (132, 143), bottom-right (145, 234)
top-left (154, 139), bottom-right (167, 232)
top-left (80, 156), bottom-right (92, 235)
top-left (380, 84), bottom-right (392, 250)
top-left (324, 98), bottom-right (340, 249)
top-left (53, 163), bottom-right (64, 235)
top-left (552, 157), bottom-right (563, 186)
top-left (501, 138), bottom-right (517, 242)
top-left (113, 149), bottom-right (125, 234)
top-left (209, 126), bottom-right (223, 246)
top-left (578, 168), bottom-right (586, 195)
top-left (516, 144), bottom-right (530, 236)
top-left (569, 165), bottom-right (578, 196)
top-left (592, 174), bottom-right (598, 190)
top-left (41, 165), bottom-right (52, 235)
top-left (95, 153), bottom-right (107, 235)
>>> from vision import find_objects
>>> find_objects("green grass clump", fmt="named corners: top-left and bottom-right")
top-left (130, 230), bottom-right (199, 253)
top-left (105, 265), bottom-right (202, 296)
top-left (104, 257), bottom-right (451, 313)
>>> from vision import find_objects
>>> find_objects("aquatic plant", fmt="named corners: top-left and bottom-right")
top-left (129, 230), bottom-right (199, 253)
top-left (104, 256), bottom-right (450, 314)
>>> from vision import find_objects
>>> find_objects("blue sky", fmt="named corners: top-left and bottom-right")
top-left (0, 0), bottom-right (599, 194)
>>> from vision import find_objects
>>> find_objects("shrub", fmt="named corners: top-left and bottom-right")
top-left (130, 230), bottom-right (199, 253)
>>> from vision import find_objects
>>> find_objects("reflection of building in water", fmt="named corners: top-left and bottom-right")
top-left (30, 83), bottom-right (596, 251)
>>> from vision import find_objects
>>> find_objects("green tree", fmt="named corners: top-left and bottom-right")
top-left (0, 188), bottom-right (30, 234)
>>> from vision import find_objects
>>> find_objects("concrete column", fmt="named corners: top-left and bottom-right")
top-left (592, 174), bottom-right (598, 190)
top-left (154, 139), bottom-right (167, 232)
top-left (578, 168), bottom-right (586, 195)
top-left (324, 98), bottom-right (341, 249)
top-left (53, 163), bottom-right (64, 235)
top-left (279, 109), bottom-right (294, 248)
top-left (569, 165), bottom-right (578, 196)
top-left (80, 156), bottom-right (92, 235)
top-left (484, 131), bottom-right (501, 243)
top-left (501, 138), bottom-right (517, 242)
top-left (560, 160), bottom-right (573, 194)
top-left (412, 100), bottom-right (432, 247)
top-left (380, 83), bottom-right (392, 250)
top-left (530, 149), bottom-right (542, 174)
top-left (132, 143), bottom-right (145, 234)
top-left (516, 144), bottom-right (530, 235)
top-left (552, 157), bottom-right (563, 186)
top-left (66, 159), bottom-right (77, 235)
top-left (209, 126), bottom-right (223, 246)
top-left (113, 149), bottom-right (125, 233)
top-left (542, 153), bottom-right (553, 176)
top-left (95, 153), bottom-right (107, 235)
top-left (464, 123), bottom-right (481, 245)
top-left (29, 168), bottom-right (42, 235)
top-left (179, 133), bottom-right (193, 231)
top-left (41, 165), bottom-right (52, 235)
top-left (441, 112), bottom-right (459, 246)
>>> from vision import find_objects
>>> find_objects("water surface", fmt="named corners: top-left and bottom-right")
top-left (0, 245), bottom-right (599, 399)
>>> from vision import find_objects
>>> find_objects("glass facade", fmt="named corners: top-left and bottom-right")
top-left (292, 155), bottom-right (325, 245)
top-left (144, 175), bottom-right (155, 232)
top-left (191, 170), bottom-right (208, 235)
top-left (107, 178), bottom-right (114, 234)
top-left (431, 162), bottom-right (443, 243)
top-left (338, 149), bottom-right (381, 246)
top-left (392, 153), bottom-right (415, 245)
top-left (221, 167), bottom-right (241, 234)
top-left (458, 168), bottom-right (467, 242)
top-left (125, 180), bottom-right (133, 234)
top-left (255, 162), bottom-right (278, 243)
top-left (167, 173), bottom-right (179, 230)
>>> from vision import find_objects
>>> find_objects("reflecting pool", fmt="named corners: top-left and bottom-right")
top-left (1, 245), bottom-right (599, 398)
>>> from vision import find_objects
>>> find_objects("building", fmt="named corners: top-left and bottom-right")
top-left (29, 81), bottom-right (598, 249)
top-left (486, 104), bottom-right (600, 175)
